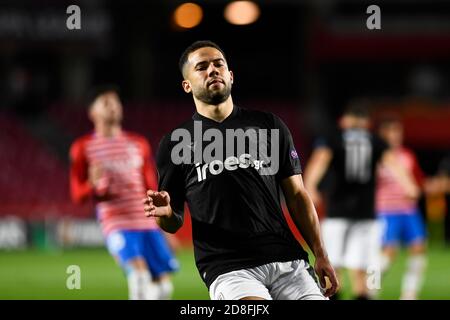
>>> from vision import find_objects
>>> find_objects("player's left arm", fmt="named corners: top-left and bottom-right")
top-left (303, 146), bottom-right (333, 205)
top-left (69, 140), bottom-right (93, 203)
top-left (70, 140), bottom-right (111, 202)
top-left (143, 134), bottom-right (185, 234)
top-left (281, 174), bottom-right (339, 297)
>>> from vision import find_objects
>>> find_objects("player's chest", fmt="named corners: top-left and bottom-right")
top-left (85, 140), bottom-right (143, 172)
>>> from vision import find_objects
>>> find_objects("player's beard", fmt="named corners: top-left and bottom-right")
top-left (193, 82), bottom-right (232, 105)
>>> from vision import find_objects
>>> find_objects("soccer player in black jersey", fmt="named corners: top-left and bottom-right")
top-left (143, 40), bottom-right (338, 300)
top-left (304, 103), bottom-right (419, 300)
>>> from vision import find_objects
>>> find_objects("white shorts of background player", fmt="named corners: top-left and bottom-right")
top-left (321, 218), bottom-right (382, 271)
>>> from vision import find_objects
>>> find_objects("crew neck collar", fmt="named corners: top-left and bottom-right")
top-left (192, 104), bottom-right (238, 124)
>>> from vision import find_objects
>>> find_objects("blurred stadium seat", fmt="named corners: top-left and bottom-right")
top-left (0, 112), bottom-right (92, 220)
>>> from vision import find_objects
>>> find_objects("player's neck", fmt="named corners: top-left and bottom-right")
top-left (95, 123), bottom-right (122, 137)
top-left (194, 97), bottom-right (234, 123)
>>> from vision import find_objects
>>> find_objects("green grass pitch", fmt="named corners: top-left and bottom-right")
top-left (0, 245), bottom-right (449, 300)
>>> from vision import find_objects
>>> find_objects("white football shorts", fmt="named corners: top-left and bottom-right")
top-left (209, 259), bottom-right (327, 300)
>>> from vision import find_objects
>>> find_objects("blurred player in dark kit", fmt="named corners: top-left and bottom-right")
top-left (304, 102), bottom-right (419, 300)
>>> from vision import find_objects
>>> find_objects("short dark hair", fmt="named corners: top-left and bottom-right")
top-left (179, 40), bottom-right (227, 76)
top-left (343, 98), bottom-right (371, 118)
top-left (86, 84), bottom-right (121, 108)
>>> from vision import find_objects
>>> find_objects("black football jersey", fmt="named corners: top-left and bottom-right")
top-left (157, 105), bottom-right (309, 288)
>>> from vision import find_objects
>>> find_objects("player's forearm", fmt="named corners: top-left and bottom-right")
top-left (389, 161), bottom-right (419, 197)
top-left (288, 189), bottom-right (328, 258)
top-left (304, 166), bottom-right (322, 193)
top-left (156, 205), bottom-right (183, 234)
top-left (70, 170), bottom-right (111, 204)
top-left (304, 148), bottom-right (332, 193)
top-left (383, 151), bottom-right (420, 197)
top-left (70, 179), bottom-right (93, 204)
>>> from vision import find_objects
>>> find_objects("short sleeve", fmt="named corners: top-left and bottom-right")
top-left (156, 134), bottom-right (186, 223)
top-left (272, 114), bottom-right (302, 180)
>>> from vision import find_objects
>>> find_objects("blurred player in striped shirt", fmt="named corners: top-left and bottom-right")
top-left (70, 86), bottom-right (178, 300)
top-left (376, 116), bottom-right (427, 300)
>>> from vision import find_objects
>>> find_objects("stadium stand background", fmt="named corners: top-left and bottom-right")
top-left (0, 0), bottom-right (449, 250)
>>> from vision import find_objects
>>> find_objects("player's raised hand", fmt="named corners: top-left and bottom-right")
top-left (88, 164), bottom-right (104, 187)
top-left (314, 255), bottom-right (339, 298)
top-left (143, 190), bottom-right (172, 218)
top-left (88, 164), bottom-right (115, 199)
